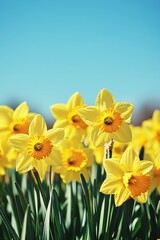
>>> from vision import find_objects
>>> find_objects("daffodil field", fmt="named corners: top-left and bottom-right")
top-left (0, 89), bottom-right (160, 240)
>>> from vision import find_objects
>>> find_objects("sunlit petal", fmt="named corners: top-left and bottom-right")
top-left (9, 134), bottom-right (29, 151)
top-left (13, 102), bottom-right (29, 118)
top-left (114, 186), bottom-right (130, 206)
top-left (67, 92), bottom-right (84, 110)
top-left (29, 114), bottom-right (47, 135)
top-left (78, 106), bottom-right (100, 125)
top-left (50, 104), bottom-right (68, 119)
top-left (111, 122), bottom-right (132, 143)
top-left (96, 89), bottom-right (115, 110)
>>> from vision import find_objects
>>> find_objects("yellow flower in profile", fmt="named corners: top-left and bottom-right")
top-left (100, 148), bottom-right (153, 206)
top-left (0, 102), bottom-right (36, 137)
top-left (78, 89), bottom-right (134, 147)
top-left (50, 92), bottom-right (88, 141)
top-left (149, 150), bottom-right (160, 195)
top-left (0, 137), bottom-right (18, 171)
top-left (142, 110), bottom-right (160, 150)
top-left (9, 114), bottom-right (65, 181)
top-left (54, 139), bottom-right (94, 183)
top-left (129, 125), bottom-right (148, 154)
top-left (0, 140), bottom-right (8, 175)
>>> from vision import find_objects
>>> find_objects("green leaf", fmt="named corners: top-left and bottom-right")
top-left (0, 205), bottom-right (19, 240)
top-left (80, 174), bottom-right (94, 240)
top-left (14, 181), bottom-right (28, 212)
top-left (21, 205), bottom-right (30, 240)
top-left (6, 195), bottom-right (21, 235)
top-left (53, 188), bottom-right (66, 240)
top-left (42, 188), bottom-right (53, 240)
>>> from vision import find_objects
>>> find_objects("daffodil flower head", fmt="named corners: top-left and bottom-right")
top-left (50, 92), bottom-right (88, 141)
top-left (0, 140), bottom-right (8, 175)
top-left (0, 102), bottom-right (36, 137)
top-left (9, 114), bottom-right (65, 181)
top-left (78, 89), bottom-right (134, 147)
top-left (0, 136), bottom-right (18, 170)
top-left (53, 139), bottom-right (94, 183)
top-left (142, 110), bottom-right (160, 150)
top-left (148, 150), bottom-right (160, 195)
top-left (100, 147), bottom-right (153, 206)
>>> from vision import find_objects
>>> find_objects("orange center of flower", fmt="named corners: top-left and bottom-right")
top-left (27, 136), bottom-right (53, 160)
top-left (34, 143), bottom-right (42, 151)
top-left (98, 108), bottom-right (123, 133)
top-left (126, 174), bottom-right (151, 198)
top-left (71, 115), bottom-right (88, 129)
top-left (68, 105), bottom-right (88, 129)
top-left (10, 119), bottom-right (30, 134)
top-left (62, 148), bottom-right (87, 171)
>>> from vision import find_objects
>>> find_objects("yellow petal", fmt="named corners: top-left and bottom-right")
top-left (60, 171), bottom-right (74, 183)
top-left (29, 114), bottom-right (47, 136)
top-left (84, 148), bottom-right (94, 167)
top-left (134, 191), bottom-right (148, 203)
top-left (67, 92), bottom-right (84, 110)
top-left (16, 154), bottom-right (33, 173)
top-left (0, 168), bottom-right (6, 175)
top-left (139, 160), bottom-right (153, 175)
top-left (9, 134), bottom-right (29, 151)
top-left (49, 149), bottom-right (62, 167)
top-left (0, 106), bottom-right (13, 126)
top-left (100, 177), bottom-right (121, 194)
top-left (78, 106), bottom-right (100, 125)
top-left (64, 125), bottom-right (86, 141)
top-left (104, 159), bottom-right (124, 177)
top-left (114, 102), bottom-right (134, 123)
top-left (111, 122), bottom-right (132, 143)
top-left (120, 148), bottom-right (138, 171)
top-left (80, 168), bottom-right (90, 182)
top-left (53, 119), bottom-right (68, 128)
top-left (142, 119), bottom-right (152, 128)
top-left (155, 151), bottom-right (160, 168)
top-left (152, 110), bottom-right (160, 124)
top-left (148, 177), bottom-right (157, 195)
top-left (13, 102), bottom-right (29, 118)
top-left (114, 186), bottom-right (130, 206)
top-left (46, 128), bottom-right (64, 145)
top-left (91, 126), bottom-right (111, 147)
top-left (103, 158), bottom-right (120, 172)
top-left (96, 89), bottom-right (115, 111)
top-left (33, 159), bottom-right (48, 181)
top-left (50, 104), bottom-right (68, 119)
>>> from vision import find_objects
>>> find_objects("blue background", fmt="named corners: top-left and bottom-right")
top-left (1, 0), bottom-right (160, 124)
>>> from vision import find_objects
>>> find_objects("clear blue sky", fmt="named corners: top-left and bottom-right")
top-left (0, 0), bottom-right (160, 124)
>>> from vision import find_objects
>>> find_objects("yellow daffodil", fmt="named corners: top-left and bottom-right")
top-left (142, 110), bottom-right (160, 151)
top-left (0, 140), bottom-right (8, 175)
top-left (78, 89), bottom-right (133, 147)
top-left (53, 139), bottom-right (94, 183)
top-left (112, 141), bottom-right (129, 158)
top-left (149, 150), bottom-right (160, 195)
top-left (0, 102), bottom-right (36, 138)
top-left (100, 148), bottom-right (153, 206)
top-left (129, 125), bottom-right (148, 154)
top-left (9, 114), bottom-right (65, 181)
top-left (0, 136), bottom-right (18, 170)
top-left (50, 92), bottom-right (88, 141)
